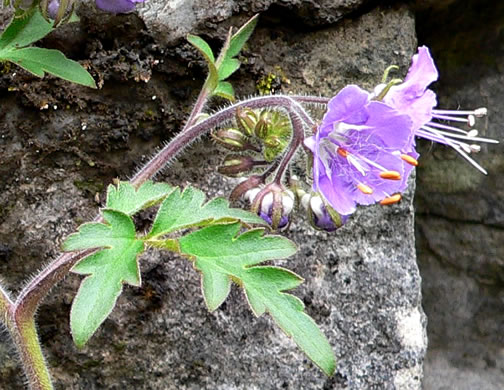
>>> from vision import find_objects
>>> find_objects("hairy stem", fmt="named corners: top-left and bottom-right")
top-left (0, 284), bottom-right (13, 326)
top-left (12, 313), bottom-right (53, 390)
top-left (292, 95), bottom-right (330, 105)
top-left (184, 87), bottom-right (210, 131)
top-left (16, 249), bottom-right (97, 319)
top-left (131, 94), bottom-right (311, 186)
top-left (273, 110), bottom-right (305, 185)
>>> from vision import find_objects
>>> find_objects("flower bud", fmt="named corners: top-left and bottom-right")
top-left (235, 107), bottom-right (258, 137)
top-left (229, 175), bottom-right (264, 201)
top-left (217, 155), bottom-right (256, 177)
top-left (212, 128), bottom-right (252, 151)
top-left (254, 117), bottom-right (270, 139)
top-left (301, 193), bottom-right (348, 232)
top-left (249, 183), bottom-right (295, 230)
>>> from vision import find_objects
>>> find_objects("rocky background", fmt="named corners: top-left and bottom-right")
top-left (0, 0), bottom-right (501, 389)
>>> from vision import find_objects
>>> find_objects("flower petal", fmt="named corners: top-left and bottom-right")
top-left (96, 0), bottom-right (143, 13)
top-left (319, 85), bottom-right (370, 136)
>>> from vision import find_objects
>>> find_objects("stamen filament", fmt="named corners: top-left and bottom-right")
top-left (421, 126), bottom-right (499, 144)
top-left (433, 108), bottom-right (487, 117)
top-left (427, 121), bottom-right (470, 135)
top-left (431, 114), bottom-right (470, 123)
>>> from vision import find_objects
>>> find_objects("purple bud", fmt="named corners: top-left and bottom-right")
top-left (302, 193), bottom-right (348, 232)
top-left (95, 0), bottom-right (144, 14)
top-left (48, 0), bottom-right (60, 19)
top-left (246, 183), bottom-right (294, 230)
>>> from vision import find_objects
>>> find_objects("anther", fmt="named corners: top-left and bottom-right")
top-left (380, 194), bottom-right (401, 205)
top-left (379, 170), bottom-right (401, 180)
top-left (470, 144), bottom-right (481, 153)
top-left (357, 183), bottom-right (373, 195)
top-left (474, 108), bottom-right (487, 117)
top-left (460, 143), bottom-right (472, 154)
top-left (467, 129), bottom-right (479, 137)
top-left (400, 154), bottom-right (419, 166)
top-left (337, 148), bottom-right (349, 158)
top-left (468, 115), bottom-right (476, 127)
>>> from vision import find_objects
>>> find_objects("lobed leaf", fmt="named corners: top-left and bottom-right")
top-left (2, 47), bottom-right (96, 87)
top-left (147, 186), bottom-right (265, 238)
top-left (63, 209), bottom-right (144, 348)
top-left (106, 181), bottom-right (174, 216)
top-left (178, 223), bottom-right (336, 375)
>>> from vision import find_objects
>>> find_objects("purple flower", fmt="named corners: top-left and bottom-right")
top-left (304, 85), bottom-right (418, 216)
top-left (95, 0), bottom-right (144, 14)
top-left (380, 46), bottom-right (498, 174)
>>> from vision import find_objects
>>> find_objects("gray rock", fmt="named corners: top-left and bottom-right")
top-left (0, 2), bottom-right (425, 389)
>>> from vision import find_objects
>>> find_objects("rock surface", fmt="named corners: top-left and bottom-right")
top-left (0, 2), bottom-right (425, 389)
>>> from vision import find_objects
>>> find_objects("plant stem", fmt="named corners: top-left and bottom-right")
top-left (0, 284), bottom-right (13, 325)
top-left (184, 87), bottom-right (210, 130)
top-left (131, 95), bottom-right (311, 186)
top-left (291, 95), bottom-right (330, 105)
top-left (12, 313), bottom-right (53, 390)
top-left (273, 110), bottom-right (305, 185)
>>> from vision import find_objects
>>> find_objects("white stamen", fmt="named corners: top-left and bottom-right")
top-left (427, 120), bottom-right (469, 135)
top-left (467, 129), bottom-right (479, 137)
top-left (432, 108), bottom-right (487, 117)
top-left (431, 114), bottom-right (469, 123)
top-left (475, 108), bottom-right (487, 117)
top-left (419, 126), bottom-right (488, 174)
top-left (460, 143), bottom-right (472, 154)
top-left (421, 126), bottom-right (498, 144)
top-left (347, 154), bottom-right (367, 176)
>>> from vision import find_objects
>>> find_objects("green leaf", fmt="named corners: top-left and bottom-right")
top-left (147, 186), bottom-right (265, 238)
top-left (0, 9), bottom-right (53, 51)
top-left (213, 81), bottom-right (235, 101)
top-left (187, 34), bottom-right (215, 63)
top-left (1, 47), bottom-right (96, 87)
top-left (227, 14), bottom-right (259, 59)
top-left (218, 58), bottom-right (240, 80)
top-left (106, 181), bottom-right (174, 216)
top-left (179, 223), bottom-right (336, 376)
top-left (187, 34), bottom-right (219, 91)
top-left (63, 209), bottom-right (144, 348)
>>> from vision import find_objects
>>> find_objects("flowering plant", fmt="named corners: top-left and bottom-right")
top-left (0, 4), bottom-right (498, 389)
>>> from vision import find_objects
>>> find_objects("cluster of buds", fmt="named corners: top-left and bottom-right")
top-left (213, 107), bottom-right (293, 178)
top-left (229, 175), bottom-right (348, 232)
